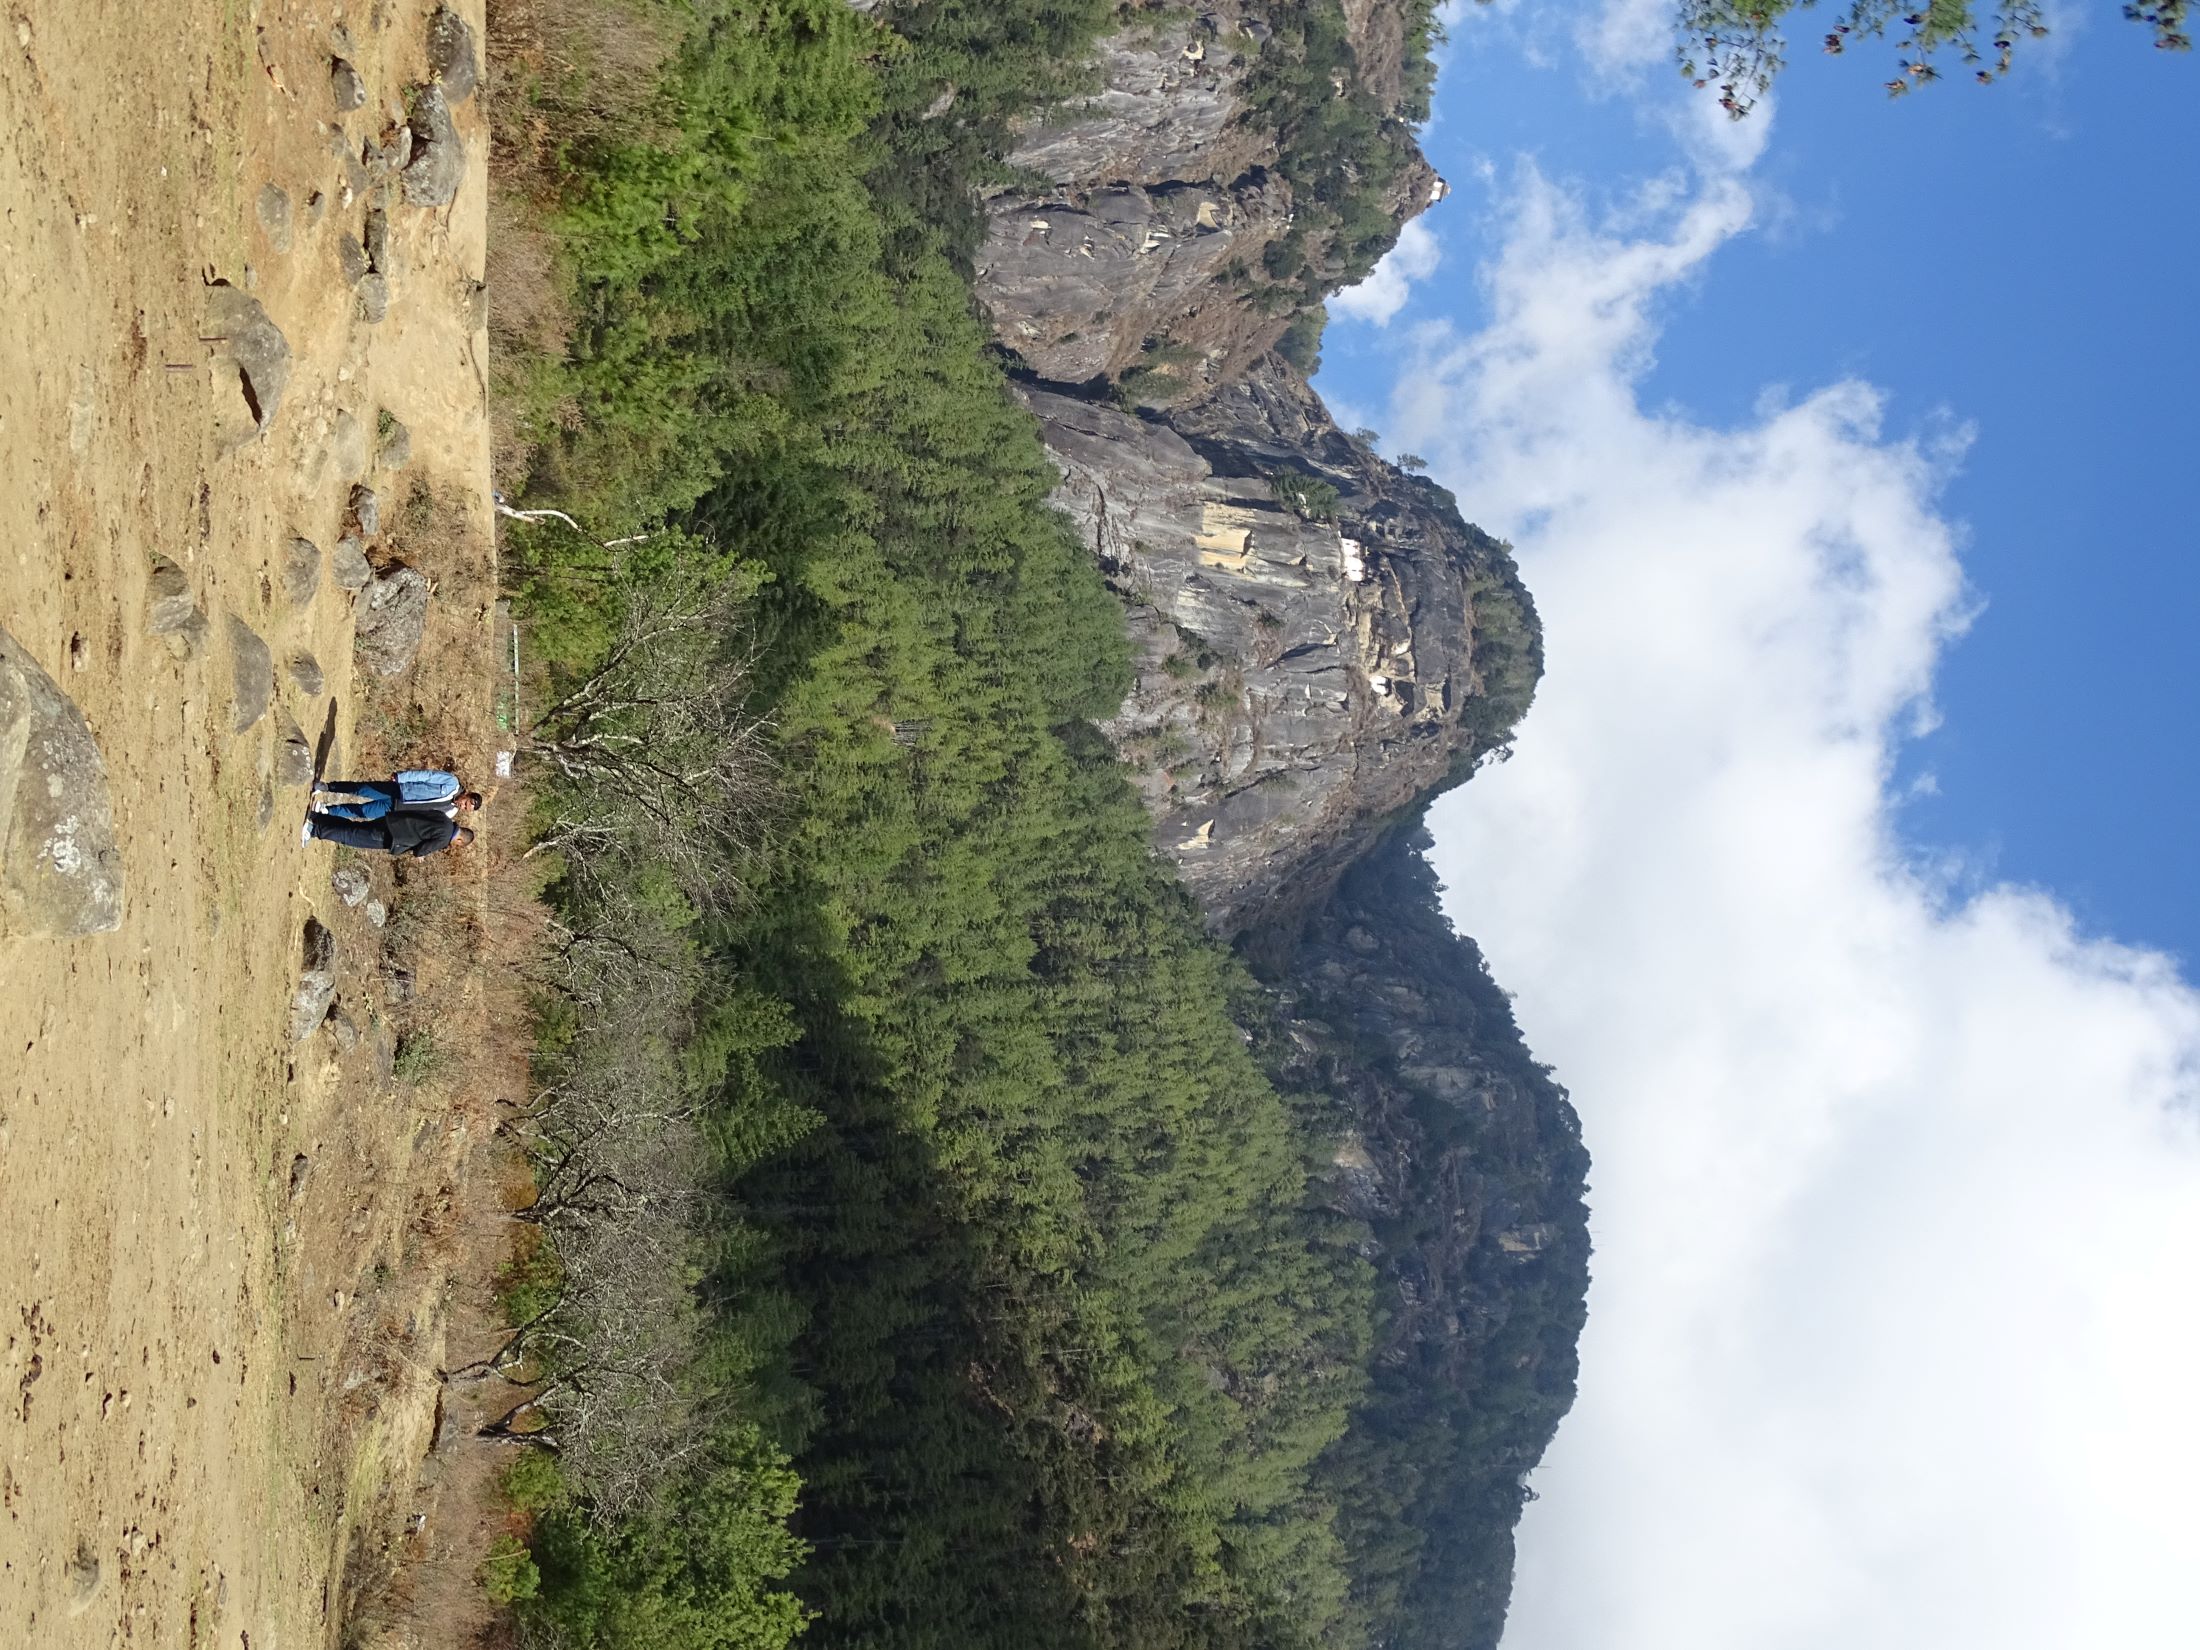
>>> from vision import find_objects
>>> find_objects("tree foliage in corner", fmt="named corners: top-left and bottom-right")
top-left (1667, 0), bottom-right (2190, 114)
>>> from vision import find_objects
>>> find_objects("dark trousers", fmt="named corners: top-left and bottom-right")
top-left (307, 813), bottom-right (393, 852)
top-left (315, 780), bottom-right (400, 821)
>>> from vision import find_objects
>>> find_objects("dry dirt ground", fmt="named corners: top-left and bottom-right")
top-left (0, 3), bottom-right (509, 1645)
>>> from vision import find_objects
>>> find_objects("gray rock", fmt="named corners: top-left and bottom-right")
top-left (330, 865), bottom-right (370, 907)
top-left (354, 566), bottom-right (429, 679)
top-left (286, 918), bottom-right (338, 1043)
top-left (274, 715), bottom-right (316, 787)
top-left (288, 1152), bottom-right (312, 1202)
top-left (331, 56), bottom-right (367, 113)
top-left (256, 184), bottom-right (293, 254)
top-left (1022, 362), bottom-right (1523, 938)
top-left (282, 537), bottom-right (322, 608)
top-left (330, 536), bottom-right (373, 592)
top-left (0, 627), bottom-right (125, 939)
top-left (364, 899), bottom-right (387, 929)
top-left (326, 409), bottom-right (369, 482)
top-left (286, 650), bottom-right (325, 695)
top-left (203, 284), bottom-right (290, 445)
top-left (401, 84), bottom-right (464, 208)
top-left (335, 232), bottom-right (369, 286)
top-left (256, 778), bottom-right (274, 834)
top-left (376, 413), bottom-right (411, 471)
top-left (326, 1006), bottom-right (360, 1053)
top-left (346, 484), bottom-right (381, 538)
top-left (146, 555), bottom-right (207, 658)
top-left (363, 206), bottom-right (389, 272)
top-left (425, 7), bottom-right (479, 104)
top-left (304, 190), bottom-right (327, 227)
top-left (224, 614), bottom-right (274, 734)
top-left (355, 272), bottom-right (389, 324)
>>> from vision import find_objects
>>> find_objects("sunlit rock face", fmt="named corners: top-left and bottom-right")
top-left (1023, 363), bottom-right (1525, 940)
top-left (975, 5), bottom-right (1436, 391)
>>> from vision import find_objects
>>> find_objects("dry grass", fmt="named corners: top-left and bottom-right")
top-left (485, 0), bottom-right (683, 199)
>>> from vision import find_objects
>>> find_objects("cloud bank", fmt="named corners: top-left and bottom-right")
top-left (1387, 162), bottom-right (2200, 1648)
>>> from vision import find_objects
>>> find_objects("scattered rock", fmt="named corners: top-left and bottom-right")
top-left (256, 184), bottom-right (293, 254)
top-left (331, 537), bottom-right (373, 592)
top-left (376, 413), bottom-right (411, 471)
top-left (146, 555), bottom-right (208, 658)
top-left (401, 84), bottom-right (464, 208)
top-left (288, 1153), bottom-right (312, 1202)
top-left (304, 190), bottom-right (327, 227)
top-left (287, 651), bottom-right (325, 696)
top-left (331, 865), bottom-right (370, 907)
top-left (287, 918), bottom-right (338, 1042)
top-left (335, 232), bottom-right (369, 286)
top-left (384, 965), bottom-right (415, 1006)
top-left (203, 284), bottom-right (290, 446)
top-left (346, 484), bottom-right (381, 538)
top-left (364, 899), bottom-right (387, 929)
top-left (363, 205), bottom-right (389, 272)
top-left (225, 614), bottom-right (274, 733)
top-left (327, 1006), bottom-right (360, 1053)
top-left (393, 124), bottom-right (415, 170)
top-left (282, 536), bottom-right (322, 608)
top-left (0, 627), bottom-right (126, 939)
top-left (426, 7), bottom-right (479, 103)
top-left (327, 409), bottom-right (369, 482)
top-left (353, 566), bottom-right (429, 678)
top-left (330, 56), bottom-right (367, 113)
top-left (63, 1541), bottom-right (101, 1616)
top-left (275, 715), bottom-right (316, 787)
top-left (355, 272), bottom-right (389, 324)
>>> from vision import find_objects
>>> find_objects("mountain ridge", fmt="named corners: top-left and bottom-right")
top-left (970, 7), bottom-right (1594, 1643)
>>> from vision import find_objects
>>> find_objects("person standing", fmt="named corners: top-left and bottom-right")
top-left (303, 808), bottom-right (475, 857)
top-left (314, 769), bottom-right (482, 822)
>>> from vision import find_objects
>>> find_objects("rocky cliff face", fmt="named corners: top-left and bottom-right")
top-left (977, 3), bottom-right (1442, 391)
top-left (1020, 367), bottom-right (1534, 939)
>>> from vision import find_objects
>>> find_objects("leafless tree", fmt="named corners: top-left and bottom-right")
top-left (524, 579), bottom-right (775, 907)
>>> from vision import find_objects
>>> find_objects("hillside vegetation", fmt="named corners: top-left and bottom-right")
top-left (479, 4), bottom-right (1578, 1649)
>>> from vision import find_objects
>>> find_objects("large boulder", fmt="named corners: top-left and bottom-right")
top-left (354, 566), bottom-right (430, 678)
top-left (146, 555), bottom-right (208, 659)
top-left (226, 615), bottom-right (274, 733)
top-left (203, 284), bottom-right (291, 447)
top-left (401, 84), bottom-right (465, 208)
top-left (425, 6), bottom-right (479, 104)
top-left (287, 918), bottom-right (339, 1042)
top-left (0, 627), bottom-right (125, 939)
top-left (283, 537), bottom-right (323, 609)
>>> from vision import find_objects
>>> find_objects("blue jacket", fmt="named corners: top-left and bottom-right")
top-left (393, 769), bottom-right (461, 804)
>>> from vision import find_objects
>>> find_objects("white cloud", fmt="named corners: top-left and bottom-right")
top-left (1330, 219), bottom-right (1444, 326)
top-left (1386, 162), bottom-right (2200, 1649)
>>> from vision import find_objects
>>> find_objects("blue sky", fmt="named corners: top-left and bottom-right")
top-left (1313, 6), bottom-right (2200, 1645)
top-left (1319, 2), bottom-right (2200, 964)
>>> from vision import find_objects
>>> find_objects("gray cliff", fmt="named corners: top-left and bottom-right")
top-left (977, 3), bottom-right (1443, 390)
top-left (1020, 367), bottom-right (1535, 940)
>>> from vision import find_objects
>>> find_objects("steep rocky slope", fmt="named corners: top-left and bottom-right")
top-left (1275, 827), bottom-right (1589, 1649)
top-left (977, 1), bottom-right (1443, 391)
top-left (973, 7), bottom-right (1591, 1645)
top-left (1020, 364), bottom-right (1534, 939)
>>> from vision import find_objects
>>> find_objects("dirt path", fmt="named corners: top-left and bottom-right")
top-left (0, 4), bottom-right (495, 1645)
